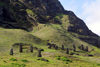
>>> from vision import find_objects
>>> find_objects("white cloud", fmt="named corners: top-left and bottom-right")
top-left (82, 0), bottom-right (100, 35)
top-left (59, 0), bottom-right (100, 35)
top-left (59, 0), bottom-right (78, 12)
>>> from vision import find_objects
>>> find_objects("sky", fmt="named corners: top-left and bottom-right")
top-left (59, 0), bottom-right (100, 35)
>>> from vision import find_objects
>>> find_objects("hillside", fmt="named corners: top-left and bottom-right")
top-left (0, 0), bottom-right (100, 67)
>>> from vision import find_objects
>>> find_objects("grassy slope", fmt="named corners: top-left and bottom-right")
top-left (0, 27), bottom-right (46, 53)
top-left (31, 15), bottom-right (96, 50)
top-left (0, 15), bottom-right (100, 67)
top-left (0, 27), bottom-right (100, 67)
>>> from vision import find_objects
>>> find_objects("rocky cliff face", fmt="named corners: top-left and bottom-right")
top-left (64, 11), bottom-right (96, 36)
top-left (0, 0), bottom-right (65, 31)
top-left (0, 0), bottom-right (100, 47)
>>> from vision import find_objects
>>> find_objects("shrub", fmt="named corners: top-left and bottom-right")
top-left (21, 59), bottom-right (29, 63)
top-left (97, 64), bottom-right (100, 66)
top-left (61, 57), bottom-right (72, 63)
top-left (37, 58), bottom-right (49, 62)
top-left (56, 56), bottom-right (61, 60)
top-left (61, 57), bottom-right (68, 61)
top-left (10, 58), bottom-right (17, 61)
top-left (56, 56), bottom-right (72, 63)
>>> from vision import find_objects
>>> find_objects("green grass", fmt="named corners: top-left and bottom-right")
top-left (0, 63), bottom-right (26, 67)
top-left (31, 23), bottom-right (95, 51)
top-left (10, 58), bottom-right (17, 61)
top-left (21, 59), bottom-right (29, 63)
top-left (0, 50), bottom-right (100, 67)
top-left (0, 14), bottom-right (100, 67)
top-left (0, 27), bottom-right (46, 53)
top-left (26, 9), bottom-right (36, 17)
top-left (56, 56), bottom-right (72, 63)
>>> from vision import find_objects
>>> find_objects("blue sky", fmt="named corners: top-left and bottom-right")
top-left (59, 0), bottom-right (100, 35)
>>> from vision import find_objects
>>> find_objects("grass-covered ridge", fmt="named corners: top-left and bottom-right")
top-left (1, 0), bottom-right (100, 66)
top-left (0, 14), bottom-right (100, 67)
top-left (0, 27), bottom-right (46, 52)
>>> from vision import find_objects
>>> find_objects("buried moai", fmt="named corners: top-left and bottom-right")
top-left (47, 43), bottom-right (51, 46)
top-left (52, 44), bottom-right (56, 48)
top-left (37, 49), bottom-right (44, 57)
top-left (73, 44), bottom-right (76, 52)
top-left (81, 45), bottom-right (84, 50)
top-left (10, 48), bottom-right (14, 55)
top-left (10, 43), bottom-right (36, 55)
top-left (55, 45), bottom-right (58, 50)
top-left (79, 45), bottom-right (84, 50)
top-left (66, 48), bottom-right (69, 54)
top-left (61, 45), bottom-right (64, 50)
top-left (78, 45), bottom-right (89, 52)
top-left (19, 44), bottom-right (23, 53)
top-left (85, 46), bottom-right (89, 52)
top-left (48, 44), bottom-right (52, 49)
top-left (48, 41), bottom-right (54, 49)
top-left (30, 45), bottom-right (33, 53)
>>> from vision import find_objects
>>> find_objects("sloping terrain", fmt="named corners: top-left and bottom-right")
top-left (0, 27), bottom-right (100, 67)
top-left (0, 0), bottom-right (100, 67)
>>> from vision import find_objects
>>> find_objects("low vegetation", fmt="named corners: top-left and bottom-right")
top-left (26, 9), bottom-right (36, 17)
top-left (0, 15), bottom-right (100, 67)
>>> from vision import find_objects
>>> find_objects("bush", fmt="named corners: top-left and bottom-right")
top-left (97, 64), bottom-right (100, 66)
top-left (21, 59), bottom-right (29, 63)
top-left (61, 57), bottom-right (72, 63)
top-left (37, 58), bottom-right (49, 62)
top-left (10, 58), bottom-right (17, 61)
top-left (61, 57), bottom-right (69, 61)
top-left (56, 56), bottom-right (72, 63)
top-left (56, 56), bottom-right (61, 60)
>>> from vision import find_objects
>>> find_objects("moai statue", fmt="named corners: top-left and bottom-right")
top-left (19, 44), bottom-right (23, 53)
top-left (66, 48), bottom-right (69, 54)
top-left (61, 45), bottom-right (64, 50)
top-left (48, 44), bottom-right (52, 49)
top-left (47, 43), bottom-right (51, 46)
top-left (38, 50), bottom-right (42, 57)
top-left (55, 46), bottom-right (58, 50)
top-left (10, 48), bottom-right (13, 55)
top-left (40, 49), bottom-right (44, 51)
top-left (52, 44), bottom-right (56, 48)
top-left (81, 45), bottom-right (84, 50)
top-left (47, 40), bottom-right (50, 46)
top-left (30, 45), bottom-right (33, 53)
top-left (73, 44), bottom-right (76, 52)
top-left (85, 46), bottom-right (89, 52)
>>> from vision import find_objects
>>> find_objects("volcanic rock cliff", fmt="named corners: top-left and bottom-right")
top-left (0, 0), bottom-right (65, 31)
top-left (0, 0), bottom-right (100, 47)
